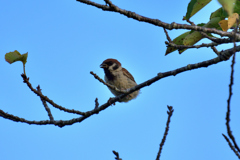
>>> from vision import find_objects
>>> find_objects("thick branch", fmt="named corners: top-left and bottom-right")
top-left (76, 0), bottom-right (240, 40)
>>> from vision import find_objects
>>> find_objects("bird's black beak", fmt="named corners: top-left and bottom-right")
top-left (100, 63), bottom-right (108, 68)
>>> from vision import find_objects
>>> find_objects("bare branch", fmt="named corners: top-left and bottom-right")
top-left (76, 0), bottom-right (240, 40)
top-left (222, 134), bottom-right (240, 158)
top-left (224, 51), bottom-right (240, 152)
top-left (37, 85), bottom-right (54, 121)
top-left (156, 106), bottom-right (174, 160)
top-left (163, 28), bottom-right (172, 42)
top-left (211, 46), bottom-right (220, 55)
top-left (166, 41), bottom-right (219, 50)
top-left (95, 98), bottom-right (99, 109)
top-left (90, 71), bottom-right (128, 93)
top-left (199, 31), bottom-right (232, 43)
top-left (21, 74), bottom-right (86, 116)
top-left (112, 150), bottom-right (122, 160)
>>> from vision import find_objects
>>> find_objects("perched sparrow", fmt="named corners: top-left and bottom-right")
top-left (100, 58), bottom-right (139, 102)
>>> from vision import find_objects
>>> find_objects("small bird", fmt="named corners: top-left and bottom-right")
top-left (100, 58), bottom-right (139, 102)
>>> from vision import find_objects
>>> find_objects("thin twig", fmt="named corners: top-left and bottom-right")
top-left (224, 44), bottom-right (240, 153)
top-left (222, 134), bottom-right (240, 158)
top-left (223, 18), bottom-right (240, 155)
top-left (163, 28), bottom-right (172, 42)
top-left (211, 46), bottom-right (220, 55)
top-left (90, 71), bottom-right (128, 93)
top-left (199, 31), bottom-right (232, 43)
top-left (156, 106), bottom-right (174, 160)
top-left (37, 85), bottom-right (54, 121)
top-left (95, 98), bottom-right (99, 109)
top-left (185, 19), bottom-right (195, 25)
top-left (21, 74), bottom-right (86, 116)
top-left (112, 150), bottom-right (122, 160)
top-left (166, 41), bottom-right (219, 49)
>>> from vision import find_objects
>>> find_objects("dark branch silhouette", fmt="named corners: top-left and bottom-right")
top-left (223, 52), bottom-right (240, 155)
top-left (156, 106), bottom-right (174, 160)
top-left (222, 21), bottom-right (240, 158)
top-left (76, 0), bottom-right (240, 40)
top-left (112, 150), bottom-right (122, 160)
top-left (36, 85), bottom-right (54, 121)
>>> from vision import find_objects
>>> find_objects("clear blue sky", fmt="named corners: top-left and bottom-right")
top-left (1, 0), bottom-right (240, 160)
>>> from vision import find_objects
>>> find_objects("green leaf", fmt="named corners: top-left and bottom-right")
top-left (165, 31), bottom-right (191, 55)
top-left (183, 31), bottom-right (203, 46)
top-left (5, 50), bottom-right (21, 64)
top-left (184, 0), bottom-right (212, 20)
top-left (183, 17), bottom-right (221, 47)
top-left (185, 0), bottom-right (197, 20)
top-left (204, 17), bottom-right (222, 28)
top-left (5, 50), bottom-right (28, 74)
top-left (210, 7), bottom-right (228, 20)
top-left (218, 0), bottom-right (236, 16)
top-left (234, 0), bottom-right (240, 13)
top-left (5, 50), bottom-right (28, 64)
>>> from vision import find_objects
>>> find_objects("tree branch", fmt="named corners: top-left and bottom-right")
top-left (156, 106), bottom-right (174, 160)
top-left (21, 74), bottom-right (86, 116)
top-left (90, 71), bottom-right (128, 93)
top-left (76, 0), bottom-right (240, 40)
top-left (222, 134), bottom-right (240, 158)
top-left (165, 41), bottom-right (219, 49)
top-left (112, 150), bottom-right (122, 160)
top-left (36, 85), bottom-right (54, 121)
top-left (224, 52), bottom-right (240, 153)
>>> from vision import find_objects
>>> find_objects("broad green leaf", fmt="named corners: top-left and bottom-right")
top-left (234, 0), bottom-right (240, 13)
top-left (218, 0), bottom-right (236, 16)
top-left (5, 50), bottom-right (28, 64)
top-left (5, 50), bottom-right (21, 64)
top-left (183, 31), bottom-right (203, 46)
top-left (210, 7), bottom-right (228, 20)
top-left (165, 31), bottom-right (191, 55)
top-left (185, 0), bottom-right (197, 20)
top-left (5, 50), bottom-right (28, 74)
top-left (184, 0), bottom-right (212, 20)
top-left (204, 17), bottom-right (222, 28)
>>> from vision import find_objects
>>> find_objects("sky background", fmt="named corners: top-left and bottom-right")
top-left (1, 0), bottom-right (240, 160)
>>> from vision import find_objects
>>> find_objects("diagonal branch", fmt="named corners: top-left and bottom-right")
top-left (37, 85), bottom-right (54, 121)
top-left (90, 71), bottom-right (128, 93)
top-left (222, 134), bottom-right (240, 158)
top-left (112, 150), bottom-right (122, 160)
top-left (76, 0), bottom-right (240, 40)
top-left (21, 74), bottom-right (86, 116)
